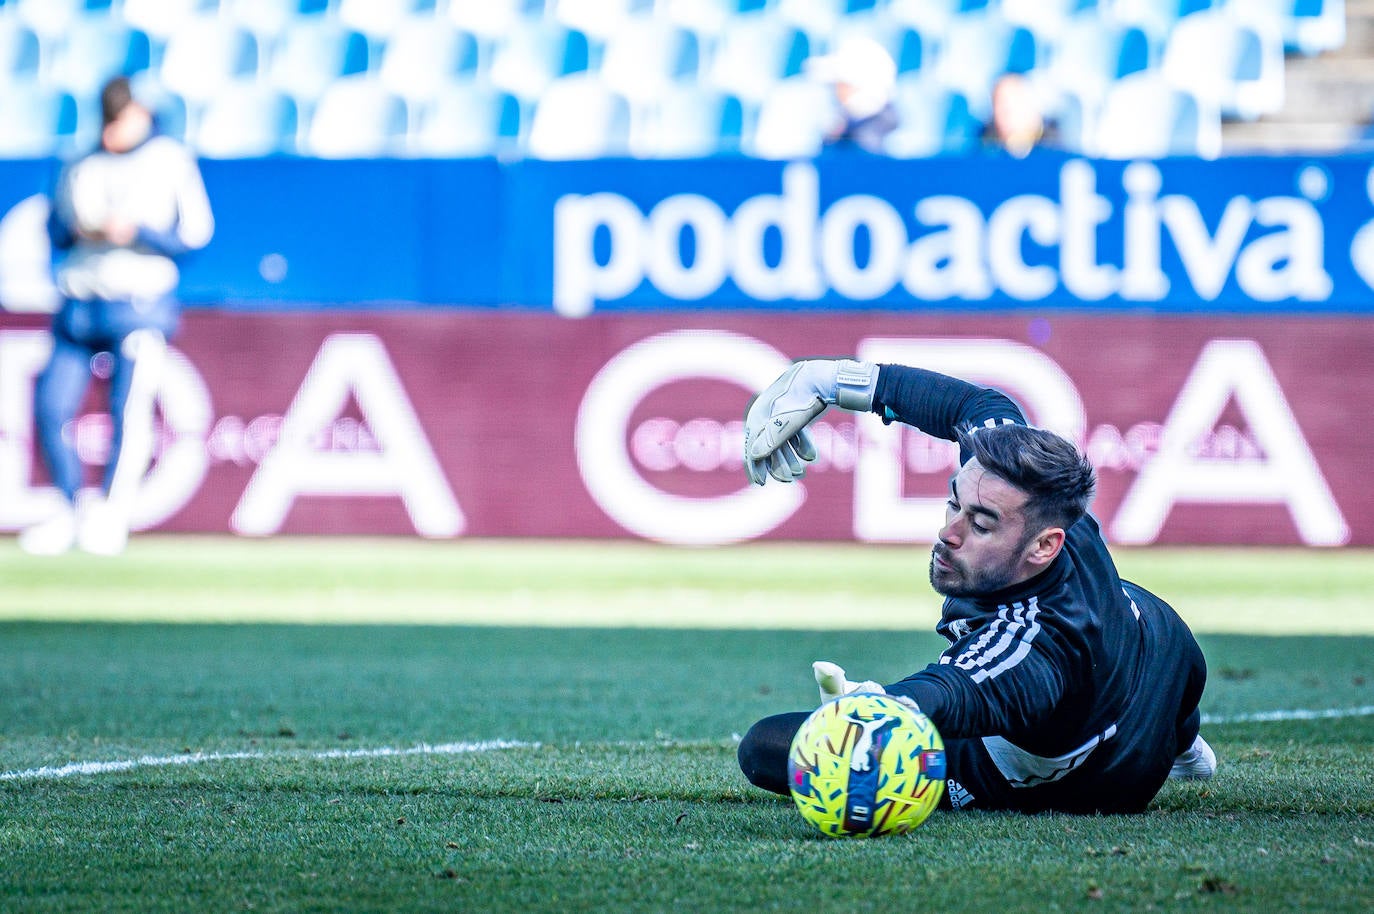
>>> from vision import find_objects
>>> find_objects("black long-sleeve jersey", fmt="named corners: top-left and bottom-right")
top-left (871, 365), bottom-right (1185, 782)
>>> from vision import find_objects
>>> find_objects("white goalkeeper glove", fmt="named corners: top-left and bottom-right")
top-left (813, 660), bottom-right (922, 713)
top-left (744, 359), bottom-right (878, 486)
top-left (813, 660), bottom-right (885, 703)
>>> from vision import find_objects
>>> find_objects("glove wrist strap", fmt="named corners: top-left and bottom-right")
top-left (833, 359), bottom-right (877, 412)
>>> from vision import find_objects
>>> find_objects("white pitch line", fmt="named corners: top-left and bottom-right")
top-left (5, 706), bottom-right (1373, 783)
top-left (0, 739), bottom-right (537, 783)
top-left (1202, 705), bottom-right (1374, 725)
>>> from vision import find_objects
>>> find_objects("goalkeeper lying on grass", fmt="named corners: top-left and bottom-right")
top-left (737, 359), bottom-right (1215, 814)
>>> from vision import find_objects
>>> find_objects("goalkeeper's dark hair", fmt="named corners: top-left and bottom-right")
top-left (956, 424), bottom-right (1096, 537)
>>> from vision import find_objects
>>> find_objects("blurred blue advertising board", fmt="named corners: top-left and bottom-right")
top-left (3, 152), bottom-right (1374, 314)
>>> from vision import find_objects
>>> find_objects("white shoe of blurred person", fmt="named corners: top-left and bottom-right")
top-left (77, 494), bottom-right (129, 556)
top-left (1169, 734), bottom-right (1217, 780)
top-left (18, 501), bottom-right (79, 556)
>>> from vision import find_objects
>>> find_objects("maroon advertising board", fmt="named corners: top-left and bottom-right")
top-left (2, 312), bottom-right (1370, 546)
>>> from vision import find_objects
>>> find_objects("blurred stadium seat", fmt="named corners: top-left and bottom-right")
top-left (122, 0), bottom-right (221, 43)
top-left (224, 0), bottom-right (331, 43)
top-left (599, 17), bottom-right (701, 105)
top-left (1092, 70), bottom-right (1221, 158)
top-left (553, 0), bottom-right (657, 41)
top-left (448, 0), bottom-right (547, 43)
top-left (628, 86), bottom-right (746, 157)
top-left (265, 18), bottom-right (370, 106)
top-left (1045, 18), bottom-right (1153, 109)
top-left (159, 17), bottom-right (259, 108)
top-left (885, 76), bottom-right (979, 156)
top-left (936, 14), bottom-right (1040, 115)
top-left (659, 0), bottom-right (771, 37)
top-left (1234, 0), bottom-right (1346, 56)
top-left (409, 82), bottom-right (523, 157)
top-left (488, 19), bottom-right (593, 102)
top-left (0, 84), bottom-right (77, 158)
top-left (746, 73), bottom-right (834, 158)
top-left (11, 0), bottom-right (116, 43)
top-left (1110, 0), bottom-right (1224, 40)
top-left (1162, 10), bottom-right (1285, 120)
top-left (378, 18), bottom-right (480, 106)
top-left (776, 0), bottom-right (887, 45)
top-left (1001, 0), bottom-right (1104, 41)
top-left (192, 80), bottom-right (297, 156)
top-left (0, 0), bottom-right (1353, 159)
top-left (0, 19), bottom-right (42, 82)
top-left (338, 0), bottom-right (437, 48)
top-left (704, 17), bottom-right (811, 104)
top-left (526, 73), bottom-right (631, 159)
top-left (303, 74), bottom-right (408, 157)
top-left (46, 21), bottom-right (152, 98)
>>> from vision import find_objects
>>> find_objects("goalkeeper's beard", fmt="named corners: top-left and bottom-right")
top-left (928, 543), bottom-right (1023, 597)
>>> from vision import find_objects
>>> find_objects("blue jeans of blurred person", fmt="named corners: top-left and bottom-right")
top-left (34, 294), bottom-right (178, 502)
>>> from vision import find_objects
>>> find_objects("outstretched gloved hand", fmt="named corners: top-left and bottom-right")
top-left (743, 359), bottom-right (878, 486)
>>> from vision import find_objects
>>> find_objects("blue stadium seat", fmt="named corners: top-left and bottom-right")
top-left (629, 86), bottom-right (745, 157)
top-left (936, 14), bottom-right (1040, 117)
top-left (1162, 10), bottom-right (1284, 120)
top-left (130, 71), bottom-right (190, 141)
top-left (1288, 0), bottom-right (1346, 55)
top-left (12, 0), bottom-right (116, 42)
top-left (1092, 71), bottom-right (1220, 158)
top-left (704, 18), bottom-right (810, 104)
top-left (885, 76), bottom-right (978, 156)
top-left (192, 81), bottom-right (298, 156)
top-left (448, 0), bottom-right (547, 43)
top-left (266, 19), bottom-right (370, 106)
top-left (659, 0), bottom-right (771, 37)
top-left (1108, 0), bottom-right (1223, 41)
top-left (526, 73), bottom-right (631, 159)
top-left (599, 17), bottom-right (701, 105)
top-left (409, 82), bottom-right (523, 157)
top-left (554, 0), bottom-right (658, 41)
top-left (338, 0), bottom-right (437, 46)
top-left (225, 0), bottom-right (331, 43)
top-left (776, 0), bottom-right (887, 45)
top-left (378, 19), bottom-right (480, 105)
top-left (123, 0), bottom-right (221, 43)
top-left (488, 20), bottom-right (594, 102)
top-left (304, 75), bottom-right (409, 157)
top-left (1001, 0), bottom-right (1102, 41)
top-left (160, 18), bottom-right (259, 107)
top-left (0, 84), bottom-right (77, 158)
top-left (1045, 18), bottom-right (1154, 109)
top-left (889, 0), bottom-right (993, 36)
top-left (0, 19), bottom-right (41, 81)
top-left (1231, 0), bottom-right (1346, 57)
top-left (746, 73), bottom-right (834, 158)
top-left (47, 21), bottom-right (153, 97)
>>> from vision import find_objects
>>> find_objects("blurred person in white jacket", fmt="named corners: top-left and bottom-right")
top-left (21, 76), bottom-right (213, 556)
top-left (806, 36), bottom-right (899, 154)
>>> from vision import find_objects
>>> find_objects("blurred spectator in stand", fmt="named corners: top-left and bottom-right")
top-left (20, 76), bottom-right (213, 557)
top-left (980, 72), bottom-right (1059, 157)
top-left (806, 36), bottom-right (899, 154)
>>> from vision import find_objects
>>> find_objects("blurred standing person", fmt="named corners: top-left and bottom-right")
top-left (20, 76), bottom-right (213, 556)
top-left (981, 72), bottom-right (1058, 157)
top-left (806, 37), bottom-right (899, 154)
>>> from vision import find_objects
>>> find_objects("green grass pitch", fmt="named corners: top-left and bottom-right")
top-left (1, 538), bottom-right (1372, 913)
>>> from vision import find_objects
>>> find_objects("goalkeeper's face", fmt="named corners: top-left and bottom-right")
top-left (929, 460), bottom-right (1038, 597)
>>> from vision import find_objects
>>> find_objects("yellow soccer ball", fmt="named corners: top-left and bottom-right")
top-left (787, 693), bottom-right (946, 837)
